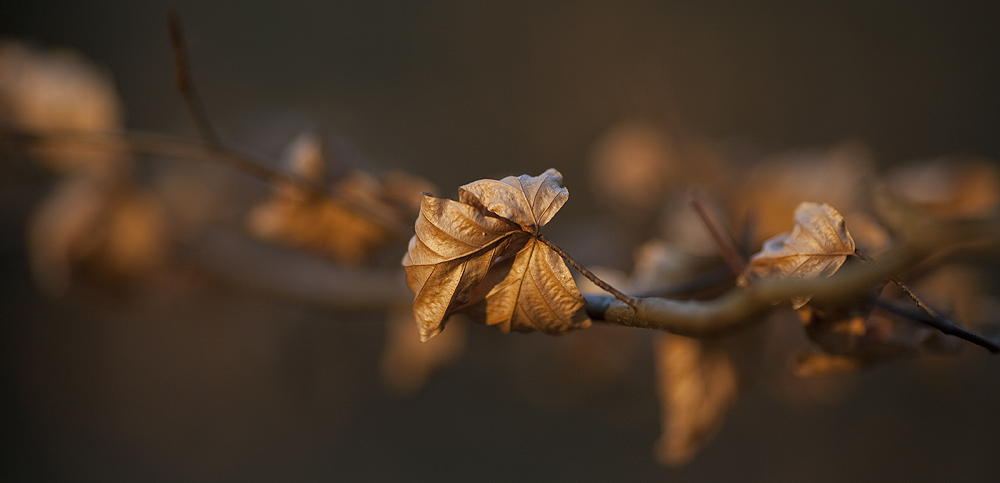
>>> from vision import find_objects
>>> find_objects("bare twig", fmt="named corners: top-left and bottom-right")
top-left (873, 300), bottom-right (999, 353)
top-left (162, 10), bottom-right (411, 240)
top-left (5, 127), bottom-right (412, 238)
top-left (854, 247), bottom-right (998, 353)
top-left (587, 217), bottom-right (1000, 341)
top-left (536, 234), bottom-right (637, 309)
top-left (167, 8), bottom-right (221, 146)
top-left (690, 194), bottom-right (746, 275)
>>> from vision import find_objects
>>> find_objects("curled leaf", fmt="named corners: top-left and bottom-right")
top-left (739, 202), bottom-right (856, 308)
top-left (458, 168), bottom-right (568, 233)
top-left (402, 169), bottom-right (590, 341)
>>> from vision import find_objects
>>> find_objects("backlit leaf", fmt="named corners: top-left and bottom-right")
top-left (738, 202), bottom-right (856, 308)
top-left (402, 169), bottom-right (590, 341)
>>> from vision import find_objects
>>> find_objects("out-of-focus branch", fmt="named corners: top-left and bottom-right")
top-left (587, 214), bottom-right (1000, 352)
top-left (189, 227), bottom-right (412, 311)
top-left (4, 127), bottom-right (413, 239)
top-left (170, 10), bottom-right (412, 239)
top-left (167, 8), bottom-right (220, 147)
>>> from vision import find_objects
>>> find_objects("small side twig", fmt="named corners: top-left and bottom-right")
top-left (690, 194), bottom-right (746, 275)
top-left (855, 248), bottom-right (999, 353)
top-left (167, 8), bottom-right (221, 146)
top-left (5, 127), bottom-right (413, 239)
top-left (536, 234), bottom-right (637, 309)
top-left (873, 299), bottom-right (999, 353)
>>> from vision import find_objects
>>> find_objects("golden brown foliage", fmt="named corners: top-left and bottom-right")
top-left (249, 133), bottom-right (427, 266)
top-left (739, 202), bottom-right (856, 308)
top-left (29, 177), bottom-right (169, 296)
top-left (402, 169), bottom-right (590, 341)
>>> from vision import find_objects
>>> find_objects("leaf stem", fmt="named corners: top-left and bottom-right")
top-left (536, 234), bottom-right (638, 309)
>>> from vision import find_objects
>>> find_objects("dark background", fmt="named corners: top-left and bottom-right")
top-left (3, 1), bottom-right (1000, 481)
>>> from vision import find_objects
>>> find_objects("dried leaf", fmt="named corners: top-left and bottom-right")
top-left (0, 42), bottom-right (127, 177)
top-left (654, 333), bottom-right (739, 466)
top-left (588, 121), bottom-right (677, 217)
top-left (458, 168), bottom-right (568, 233)
top-left (793, 352), bottom-right (864, 377)
top-left (734, 141), bottom-right (874, 245)
top-left (460, 235), bottom-right (591, 334)
top-left (248, 133), bottom-right (394, 266)
top-left (29, 177), bottom-right (169, 295)
top-left (886, 156), bottom-right (1000, 219)
top-left (402, 169), bottom-right (590, 341)
top-left (739, 202), bottom-right (856, 308)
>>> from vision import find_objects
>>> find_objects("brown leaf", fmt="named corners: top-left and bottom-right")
top-left (733, 141), bottom-right (874, 245)
top-left (461, 235), bottom-right (591, 334)
top-left (458, 168), bottom-right (568, 233)
top-left (739, 202), bottom-right (856, 308)
top-left (29, 177), bottom-right (169, 295)
top-left (0, 42), bottom-right (127, 177)
top-left (653, 333), bottom-right (739, 466)
top-left (248, 133), bottom-right (394, 266)
top-left (402, 169), bottom-right (590, 341)
top-left (886, 156), bottom-right (1000, 219)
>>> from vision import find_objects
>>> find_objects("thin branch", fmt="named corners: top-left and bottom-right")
top-left (536, 234), bottom-right (637, 309)
top-left (690, 193), bottom-right (746, 275)
top-left (5, 127), bottom-right (413, 239)
top-left (167, 8), bottom-right (221, 146)
top-left (873, 300), bottom-right (999, 353)
top-left (854, 247), bottom-right (998, 353)
top-left (587, 218), bottom-right (1000, 340)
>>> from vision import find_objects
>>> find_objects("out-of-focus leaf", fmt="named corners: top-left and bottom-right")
top-left (402, 169), bottom-right (590, 341)
top-left (0, 42), bottom-right (127, 177)
top-left (793, 352), bottom-right (864, 377)
top-left (733, 142), bottom-right (874, 245)
top-left (886, 156), bottom-right (1000, 219)
top-left (739, 202), bottom-right (856, 308)
top-left (29, 177), bottom-right (169, 296)
top-left (653, 333), bottom-right (739, 466)
top-left (587, 121), bottom-right (727, 222)
top-left (380, 306), bottom-right (467, 397)
top-left (248, 133), bottom-right (403, 266)
top-left (587, 121), bottom-right (677, 218)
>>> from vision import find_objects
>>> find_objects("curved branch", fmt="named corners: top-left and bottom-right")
top-left (588, 215), bottom-right (1000, 348)
top-left (4, 127), bottom-right (413, 239)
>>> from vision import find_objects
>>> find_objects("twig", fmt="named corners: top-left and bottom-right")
top-left (5, 127), bottom-right (413, 239)
top-left (160, 12), bottom-right (416, 241)
top-left (586, 218), bottom-right (1000, 339)
top-left (854, 248), bottom-right (998, 353)
top-left (690, 193), bottom-right (746, 275)
top-left (536, 234), bottom-right (637, 309)
top-left (167, 8), bottom-right (221, 146)
top-left (873, 300), bottom-right (999, 353)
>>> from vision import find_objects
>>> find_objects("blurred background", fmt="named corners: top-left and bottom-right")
top-left (2, 1), bottom-right (1000, 481)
